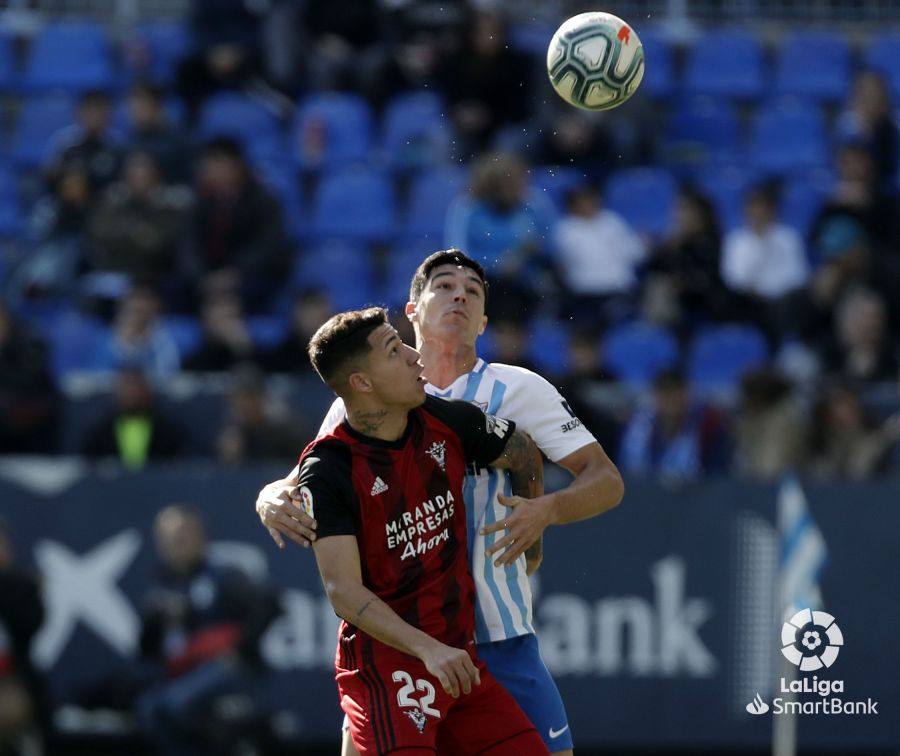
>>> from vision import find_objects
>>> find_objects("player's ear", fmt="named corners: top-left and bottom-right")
top-left (477, 315), bottom-right (488, 336)
top-left (405, 301), bottom-right (417, 323)
top-left (348, 371), bottom-right (373, 394)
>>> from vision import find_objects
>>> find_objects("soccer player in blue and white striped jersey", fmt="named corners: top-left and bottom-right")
top-left (256, 249), bottom-right (624, 755)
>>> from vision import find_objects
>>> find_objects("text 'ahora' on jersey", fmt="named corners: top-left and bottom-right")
top-left (297, 395), bottom-right (516, 650)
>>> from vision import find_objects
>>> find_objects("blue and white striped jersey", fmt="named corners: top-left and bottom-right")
top-left (318, 358), bottom-right (597, 643)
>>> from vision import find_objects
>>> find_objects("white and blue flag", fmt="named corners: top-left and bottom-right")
top-left (777, 476), bottom-right (827, 617)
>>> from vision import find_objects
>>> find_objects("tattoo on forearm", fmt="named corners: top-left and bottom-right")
top-left (349, 410), bottom-right (388, 434)
top-left (355, 598), bottom-right (374, 621)
top-left (500, 430), bottom-right (544, 498)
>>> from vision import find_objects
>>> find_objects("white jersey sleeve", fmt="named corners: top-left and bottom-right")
top-left (491, 364), bottom-right (597, 463)
top-left (316, 397), bottom-right (347, 438)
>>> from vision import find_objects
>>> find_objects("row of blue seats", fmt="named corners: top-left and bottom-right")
top-left (516, 25), bottom-right (900, 103)
top-left (20, 298), bottom-right (768, 392)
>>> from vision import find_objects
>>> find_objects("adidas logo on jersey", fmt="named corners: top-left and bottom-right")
top-left (371, 477), bottom-right (389, 496)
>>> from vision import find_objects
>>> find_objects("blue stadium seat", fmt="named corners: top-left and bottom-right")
top-left (509, 24), bottom-right (557, 55)
top-left (664, 97), bottom-right (740, 166)
top-left (0, 170), bottom-right (21, 237)
top-left (684, 29), bottom-right (764, 100)
top-left (9, 96), bottom-right (76, 169)
top-left (247, 316), bottom-right (289, 349)
top-left (23, 22), bottom-right (116, 92)
top-left (774, 32), bottom-right (851, 102)
top-left (294, 242), bottom-right (376, 310)
top-left (528, 319), bottom-right (571, 375)
top-left (865, 34), bottom-right (900, 100)
top-left (160, 315), bottom-right (203, 359)
top-left (311, 168), bottom-right (396, 242)
top-left (780, 173), bottom-right (833, 237)
top-left (127, 22), bottom-right (190, 85)
top-left (688, 324), bottom-right (768, 391)
top-left (293, 93), bottom-right (372, 171)
top-left (749, 99), bottom-right (828, 175)
top-left (528, 166), bottom-right (585, 212)
top-left (0, 33), bottom-right (14, 91)
top-left (603, 321), bottom-right (679, 389)
top-left (604, 168), bottom-right (677, 236)
top-left (694, 164), bottom-right (762, 231)
top-left (255, 162), bottom-right (305, 240)
top-left (400, 166), bottom-right (467, 243)
top-left (636, 27), bottom-right (676, 99)
top-left (383, 242), bottom-right (429, 304)
top-left (381, 92), bottom-right (450, 172)
top-left (48, 312), bottom-right (109, 380)
top-left (198, 93), bottom-right (282, 147)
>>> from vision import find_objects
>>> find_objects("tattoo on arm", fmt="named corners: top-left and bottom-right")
top-left (354, 598), bottom-right (374, 622)
top-left (495, 430), bottom-right (543, 498)
top-left (348, 410), bottom-right (388, 435)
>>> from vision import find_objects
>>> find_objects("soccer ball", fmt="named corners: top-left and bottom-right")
top-left (546, 12), bottom-right (644, 111)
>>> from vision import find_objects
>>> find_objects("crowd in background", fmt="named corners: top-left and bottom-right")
top-left (0, 0), bottom-right (898, 483)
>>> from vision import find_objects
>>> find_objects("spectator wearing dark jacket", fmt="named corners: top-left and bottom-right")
top-left (127, 83), bottom-right (192, 184)
top-left (136, 505), bottom-right (280, 754)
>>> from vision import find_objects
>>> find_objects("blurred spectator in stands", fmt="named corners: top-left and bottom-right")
top-left (88, 151), bottom-right (192, 294)
top-left (80, 367), bottom-right (183, 467)
top-left (722, 183), bottom-right (809, 300)
top-left (489, 318), bottom-right (541, 375)
top-left (192, 138), bottom-right (290, 312)
top-left (810, 141), bottom-right (899, 251)
top-left (534, 108), bottom-right (613, 177)
top-left (176, 0), bottom-right (265, 116)
top-left (0, 522), bottom-right (46, 754)
top-left (557, 329), bottom-right (621, 460)
top-left (216, 364), bottom-right (308, 463)
top-left (137, 505), bottom-right (280, 754)
top-left (0, 305), bottom-right (59, 454)
top-left (46, 90), bottom-right (121, 193)
top-left (260, 289), bottom-right (332, 374)
top-left (127, 83), bottom-right (192, 184)
top-left (836, 71), bottom-right (899, 189)
top-left (89, 285), bottom-right (180, 380)
top-left (553, 183), bottom-right (645, 325)
top-left (646, 187), bottom-right (730, 330)
top-left (446, 153), bottom-right (553, 317)
top-left (300, 0), bottom-right (382, 91)
top-left (441, 9), bottom-right (532, 153)
top-left (807, 381), bottom-right (900, 479)
top-left (822, 287), bottom-right (898, 382)
top-left (184, 288), bottom-right (255, 372)
top-left (620, 369), bottom-right (730, 481)
top-left (733, 367), bottom-right (807, 480)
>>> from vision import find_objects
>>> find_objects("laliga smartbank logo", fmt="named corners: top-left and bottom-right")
top-left (745, 609), bottom-right (879, 717)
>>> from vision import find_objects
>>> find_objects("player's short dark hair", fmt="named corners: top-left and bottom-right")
top-left (408, 249), bottom-right (488, 303)
top-left (307, 307), bottom-right (388, 391)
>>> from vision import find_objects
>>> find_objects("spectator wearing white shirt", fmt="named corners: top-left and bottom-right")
top-left (721, 185), bottom-right (809, 300)
top-left (553, 185), bottom-right (646, 324)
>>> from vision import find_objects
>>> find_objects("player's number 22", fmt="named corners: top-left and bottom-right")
top-left (392, 670), bottom-right (441, 717)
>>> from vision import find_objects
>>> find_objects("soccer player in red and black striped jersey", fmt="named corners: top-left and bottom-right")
top-left (299, 307), bottom-right (548, 755)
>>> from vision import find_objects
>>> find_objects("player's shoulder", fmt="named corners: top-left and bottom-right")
top-left (299, 434), bottom-right (351, 475)
top-left (486, 362), bottom-right (560, 393)
top-left (421, 393), bottom-right (480, 419)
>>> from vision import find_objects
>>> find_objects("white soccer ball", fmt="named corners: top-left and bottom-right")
top-left (547, 12), bottom-right (644, 111)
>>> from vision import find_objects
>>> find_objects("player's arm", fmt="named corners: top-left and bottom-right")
top-left (313, 536), bottom-right (480, 697)
top-left (548, 441), bottom-right (624, 525)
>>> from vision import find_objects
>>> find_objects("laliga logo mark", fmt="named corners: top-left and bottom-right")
top-left (780, 608), bottom-right (843, 671)
top-left (746, 692), bottom-right (769, 715)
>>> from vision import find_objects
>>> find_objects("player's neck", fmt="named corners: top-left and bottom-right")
top-left (344, 400), bottom-right (409, 442)
top-left (417, 338), bottom-right (478, 390)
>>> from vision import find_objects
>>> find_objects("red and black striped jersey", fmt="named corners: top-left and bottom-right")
top-left (297, 395), bottom-right (515, 649)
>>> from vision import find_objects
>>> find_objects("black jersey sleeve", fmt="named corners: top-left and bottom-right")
top-left (296, 440), bottom-right (358, 539)
top-left (423, 395), bottom-right (516, 468)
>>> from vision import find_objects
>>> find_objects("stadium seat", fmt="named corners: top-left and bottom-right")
top-left (247, 316), bottom-right (289, 349)
top-left (528, 166), bottom-right (585, 212)
top-left (749, 99), bottom-right (828, 175)
top-left (683, 29), bottom-right (764, 100)
top-left (311, 167), bottom-right (396, 242)
top-left (198, 92), bottom-right (282, 147)
top-left (383, 242), bottom-right (429, 304)
top-left (127, 22), bottom-right (190, 85)
top-left (865, 33), bottom-right (900, 100)
top-left (48, 312), bottom-right (110, 380)
top-left (509, 24), bottom-right (558, 55)
top-left (604, 168), bottom-right (677, 237)
top-left (636, 27), bottom-right (676, 99)
top-left (780, 173), bottom-right (833, 238)
top-left (380, 91), bottom-right (450, 172)
top-left (9, 96), bottom-right (76, 169)
top-left (400, 166), bottom-right (468, 243)
top-left (603, 321), bottom-right (679, 389)
top-left (23, 21), bottom-right (116, 92)
top-left (160, 315), bottom-right (203, 359)
top-left (664, 97), bottom-right (740, 166)
top-left (687, 324), bottom-right (768, 392)
top-left (0, 33), bottom-right (14, 91)
top-left (528, 319), bottom-right (571, 375)
top-left (255, 162), bottom-right (305, 240)
top-left (294, 242), bottom-right (376, 310)
top-left (0, 170), bottom-right (21, 237)
top-left (774, 31), bottom-right (851, 102)
top-left (693, 164), bottom-right (763, 231)
top-left (293, 93), bottom-right (373, 171)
